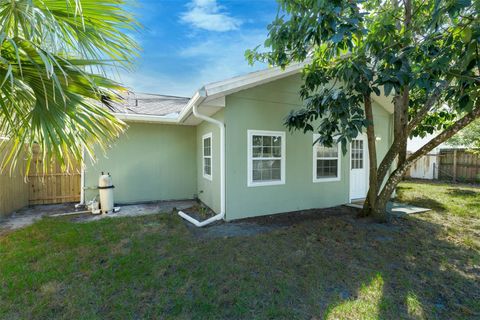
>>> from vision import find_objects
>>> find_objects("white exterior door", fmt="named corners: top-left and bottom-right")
top-left (350, 135), bottom-right (369, 201)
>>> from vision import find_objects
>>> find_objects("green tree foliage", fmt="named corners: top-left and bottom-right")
top-left (247, 0), bottom-right (480, 220)
top-left (448, 119), bottom-right (480, 149)
top-left (0, 0), bottom-right (139, 173)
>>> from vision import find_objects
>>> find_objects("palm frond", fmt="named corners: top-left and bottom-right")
top-left (0, 0), bottom-right (139, 173)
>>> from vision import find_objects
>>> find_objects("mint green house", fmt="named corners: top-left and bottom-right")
top-left (84, 64), bottom-right (394, 223)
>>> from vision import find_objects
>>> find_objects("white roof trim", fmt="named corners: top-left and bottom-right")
top-left (179, 62), bottom-right (308, 123)
top-left (114, 113), bottom-right (179, 123)
top-left (202, 62), bottom-right (307, 98)
top-left (116, 62), bottom-right (393, 124)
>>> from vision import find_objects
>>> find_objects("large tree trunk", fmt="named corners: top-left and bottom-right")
top-left (360, 94), bottom-right (380, 219)
top-left (361, 0), bottom-right (411, 221)
top-left (375, 82), bottom-right (448, 190)
top-left (395, 88), bottom-right (409, 166)
top-left (372, 103), bottom-right (480, 215)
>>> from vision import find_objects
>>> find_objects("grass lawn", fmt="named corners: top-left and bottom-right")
top-left (1, 180), bottom-right (479, 319)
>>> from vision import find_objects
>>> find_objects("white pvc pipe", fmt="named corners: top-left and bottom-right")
top-left (177, 94), bottom-right (226, 227)
top-left (75, 145), bottom-right (86, 208)
top-left (178, 210), bottom-right (224, 227)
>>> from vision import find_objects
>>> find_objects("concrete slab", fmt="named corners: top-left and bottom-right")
top-left (79, 200), bottom-right (196, 222)
top-left (0, 200), bottom-right (196, 231)
top-left (387, 202), bottom-right (431, 215)
top-left (0, 203), bottom-right (80, 231)
top-left (345, 201), bottom-right (431, 215)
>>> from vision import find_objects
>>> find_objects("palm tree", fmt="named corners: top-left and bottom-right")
top-left (0, 0), bottom-right (139, 173)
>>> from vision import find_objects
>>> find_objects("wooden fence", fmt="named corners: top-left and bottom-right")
top-left (0, 144), bottom-right (29, 217)
top-left (438, 149), bottom-right (480, 183)
top-left (407, 153), bottom-right (439, 180)
top-left (27, 148), bottom-right (81, 205)
top-left (1, 144), bottom-right (81, 216)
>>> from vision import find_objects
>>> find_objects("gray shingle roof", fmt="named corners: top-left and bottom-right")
top-left (109, 92), bottom-right (190, 117)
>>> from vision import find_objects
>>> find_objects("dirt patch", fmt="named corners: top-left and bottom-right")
top-left (186, 221), bottom-right (280, 239)
top-left (181, 203), bottom-right (216, 221)
top-left (185, 205), bottom-right (374, 239)
top-left (238, 205), bottom-right (356, 226)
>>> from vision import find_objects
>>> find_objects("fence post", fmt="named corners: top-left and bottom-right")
top-left (452, 149), bottom-right (457, 182)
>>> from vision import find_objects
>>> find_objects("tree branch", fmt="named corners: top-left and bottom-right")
top-left (406, 81), bottom-right (449, 133)
top-left (374, 101), bottom-right (480, 213)
top-left (409, 102), bottom-right (480, 161)
top-left (376, 81), bottom-right (449, 189)
top-left (361, 93), bottom-right (379, 216)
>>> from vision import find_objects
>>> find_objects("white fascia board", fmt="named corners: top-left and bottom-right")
top-left (113, 113), bottom-right (181, 124)
top-left (178, 91), bottom-right (206, 123)
top-left (203, 62), bottom-right (306, 98)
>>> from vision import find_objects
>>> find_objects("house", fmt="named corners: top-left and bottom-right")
top-left (83, 63), bottom-right (394, 222)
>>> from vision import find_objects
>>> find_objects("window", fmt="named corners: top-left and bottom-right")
top-left (351, 139), bottom-right (364, 169)
top-left (203, 133), bottom-right (212, 180)
top-left (248, 130), bottom-right (285, 187)
top-left (313, 134), bottom-right (341, 182)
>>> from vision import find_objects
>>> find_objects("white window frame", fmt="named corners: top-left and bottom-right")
top-left (313, 134), bottom-right (341, 183)
top-left (247, 130), bottom-right (286, 187)
top-left (202, 132), bottom-right (213, 181)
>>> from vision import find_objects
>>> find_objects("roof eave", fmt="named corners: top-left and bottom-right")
top-left (178, 63), bottom-right (306, 124)
top-left (114, 113), bottom-right (181, 124)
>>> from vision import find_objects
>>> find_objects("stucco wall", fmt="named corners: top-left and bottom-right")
top-left (224, 74), bottom-right (392, 220)
top-left (196, 110), bottom-right (223, 213)
top-left (84, 122), bottom-right (197, 204)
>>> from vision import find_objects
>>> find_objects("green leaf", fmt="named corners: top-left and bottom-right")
top-left (384, 82), bottom-right (393, 96)
top-left (331, 32), bottom-right (344, 44)
top-left (461, 28), bottom-right (472, 43)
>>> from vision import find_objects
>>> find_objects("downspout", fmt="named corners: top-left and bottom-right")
top-left (178, 92), bottom-right (226, 227)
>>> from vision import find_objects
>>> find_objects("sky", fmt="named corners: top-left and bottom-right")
top-left (118, 0), bottom-right (279, 97)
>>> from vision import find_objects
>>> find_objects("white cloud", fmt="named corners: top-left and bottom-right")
top-left (115, 71), bottom-right (198, 97)
top-left (116, 30), bottom-right (268, 97)
top-left (178, 30), bottom-right (267, 86)
top-left (180, 0), bottom-right (242, 32)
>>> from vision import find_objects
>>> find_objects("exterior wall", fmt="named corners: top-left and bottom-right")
top-left (224, 74), bottom-right (392, 220)
top-left (196, 110), bottom-right (223, 213)
top-left (372, 102), bottom-right (393, 164)
top-left (84, 122), bottom-right (197, 204)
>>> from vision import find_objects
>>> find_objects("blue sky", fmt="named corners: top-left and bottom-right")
top-left (119, 0), bottom-right (278, 97)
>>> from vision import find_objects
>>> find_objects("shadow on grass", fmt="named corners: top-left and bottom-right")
top-left (396, 186), bottom-right (447, 212)
top-left (180, 208), bottom-right (480, 319)
top-left (317, 214), bottom-right (480, 319)
top-left (0, 208), bottom-right (479, 319)
top-left (396, 195), bottom-right (447, 213)
top-left (447, 188), bottom-right (480, 197)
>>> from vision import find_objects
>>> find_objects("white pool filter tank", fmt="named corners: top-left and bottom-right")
top-left (98, 172), bottom-right (114, 214)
